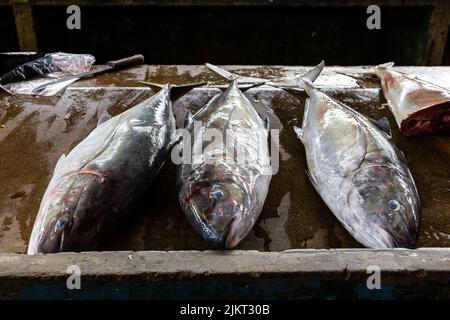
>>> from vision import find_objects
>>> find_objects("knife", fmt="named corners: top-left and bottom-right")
top-left (31, 54), bottom-right (145, 94)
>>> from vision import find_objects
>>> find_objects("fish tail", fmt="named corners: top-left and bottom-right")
top-left (375, 62), bottom-right (395, 70)
top-left (138, 81), bottom-right (171, 90)
top-left (302, 78), bottom-right (316, 97)
top-left (302, 60), bottom-right (325, 82)
top-left (139, 81), bottom-right (205, 99)
top-left (205, 62), bottom-right (236, 81)
top-left (373, 62), bottom-right (395, 78)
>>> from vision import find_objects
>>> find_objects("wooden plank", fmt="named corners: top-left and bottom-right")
top-left (12, 1), bottom-right (38, 52)
top-left (1, 249), bottom-right (450, 299)
top-left (425, 5), bottom-right (450, 65)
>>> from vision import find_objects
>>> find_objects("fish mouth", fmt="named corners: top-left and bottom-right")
top-left (370, 222), bottom-right (417, 249)
top-left (198, 217), bottom-right (244, 250)
top-left (187, 202), bottom-right (236, 249)
top-left (28, 210), bottom-right (74, 254)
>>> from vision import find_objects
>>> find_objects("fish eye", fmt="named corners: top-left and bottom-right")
top-left (387, 200), bottom-right (401, 211)
top-left (210, 189), bottom-right (225, 200)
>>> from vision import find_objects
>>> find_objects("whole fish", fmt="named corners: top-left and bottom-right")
top-left (177, 63), bottom-right (324, 249)
top-left (28, 85), bottom-right (175, 254)
top-left (375, 62), bottom-right (450, 136)
top-left (176, 80), bottom-right (271, 249)
top-left (295, 80), bottom-right (419, 248)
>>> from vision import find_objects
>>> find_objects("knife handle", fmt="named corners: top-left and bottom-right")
top-left (106, 54), bottom-right (145, 70)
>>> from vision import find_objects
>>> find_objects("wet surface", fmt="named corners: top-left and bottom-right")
top-left (0, 65), bottom-right (449, 253)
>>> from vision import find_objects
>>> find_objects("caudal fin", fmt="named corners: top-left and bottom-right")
top-left (205, 63), bottom-right (237, 81)
top-left (375, 62), bottom-right (395, 70)
top-left (301, 60), bottom-right (325, 82)
top-left (205, 61), bottom-right (325, 89)
top-left (302, 78), bottom-right (317, 97)
top-left (139, 81), bottom-right (205, 100)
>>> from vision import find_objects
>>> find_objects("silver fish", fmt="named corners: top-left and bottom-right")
top-left (375, 62), bottom-right (450, 136)
top-left (295, 80), bottom-right (419, 248)
top-left (28, 85), bottom-right (175, 254)
top-left (176, 80), bottom-right (272, 249)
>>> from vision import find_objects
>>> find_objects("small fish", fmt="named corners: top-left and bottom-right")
top-left (177, 62), bottom-right (324, 249)
top-left (27, 85), bottom-right (176, 254)
top-left (295, 80), bottom-right (419, 248)
top-left (375, 62), bottom-right (450, 136)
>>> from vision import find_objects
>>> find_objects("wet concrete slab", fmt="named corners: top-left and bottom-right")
top-left (0, 65), bottom-right (449, 253)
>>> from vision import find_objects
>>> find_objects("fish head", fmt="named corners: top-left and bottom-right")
top-left (28, 172), bottom-right (105, 254)
top-left (341, 164), bottom-right (419, 248)
top-left (179, 165), bottom-right (262, 249)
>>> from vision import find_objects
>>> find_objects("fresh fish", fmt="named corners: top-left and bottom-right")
top-left (27, 85), bottom-right (175, 254)
top-left (375, 62), bottom-right (450, 136)
top-left (176, 80), bottom-right (271, 249)
top-left (295, 80), bottom-right (419, 248)
top-left (177, 63), bottom-right (324, 249)
top-left (205, 61), bottom-right (324, 89)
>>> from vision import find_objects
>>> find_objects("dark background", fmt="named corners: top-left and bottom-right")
top-left (0, 5), bottom-right (446, 65)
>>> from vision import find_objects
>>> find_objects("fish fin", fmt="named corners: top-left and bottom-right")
top-left (205, 63), bottom-right (267, 88)
top-left (205, 63), bottom-right (236, 81)
top-left (370, 116), bottom-right (392, 138)
top-left (302, 78), bottom-right (317, 97)
top-left (97, 110), bottom-right (112, 127)
top-left (139, 81), bottom-right (205, 100)
top-left (305, 169), bottom-right (318, 188)
top-left (262, 61), bottom-right (325, 89)
top-left (293, 126), bottom-right (304, 142)
top-left (302, 60), bottom-right (325, 82)
top-left (171, 82), bottom-right (206, 100)
top-left (376, 62), bottom-right (395, 69)
top-left (0, 84), bottom-right (12, 95)
top-left (138, 81), bottom-right (168, 90)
